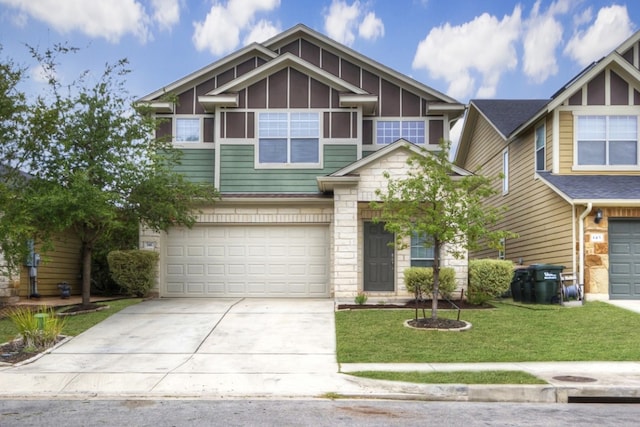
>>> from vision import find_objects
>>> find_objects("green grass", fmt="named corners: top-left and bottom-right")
top-left (336, 301), bottom-right (640, 363)
top-left (347, 370), bottom-right (547, 385)
top-left (0, 298), bottom-right (142, 343)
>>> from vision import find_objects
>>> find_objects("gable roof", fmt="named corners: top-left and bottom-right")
top-left (137, 23), bottom-right (463, 118)
top-left (318, 139), bottom-right (471, 192)
top-left (472, 99), bottom-right (549, 139)
top-left (538, 172), bottom-right (640, 205)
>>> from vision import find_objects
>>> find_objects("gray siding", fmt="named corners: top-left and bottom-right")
top-left (220, 144), bottom-right (357, 193)
top-left (174, 149), bottom-right (215, 184)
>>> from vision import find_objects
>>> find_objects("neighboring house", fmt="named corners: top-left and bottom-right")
top-left (0, 165), bottom-right (83, 301)
top-left (455, 30), bottom-right (640, 301)
top-left (137, 24), bottom-right (467, 301)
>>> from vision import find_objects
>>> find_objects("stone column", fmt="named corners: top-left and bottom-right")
top-left (332, 185), bottom-right (359, 300)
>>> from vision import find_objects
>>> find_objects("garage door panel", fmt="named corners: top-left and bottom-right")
top-left (164, 225), bottom-right (329, 297)
top-left (609, 220), bottom-right (640, 299)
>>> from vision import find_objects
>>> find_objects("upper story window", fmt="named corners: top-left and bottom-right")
top-left (411, 232), bottom-right (434, 267)
top-left (376, 120), bottom-right (426, 145)
top-left (576, 115), bottom-right (638, 166)
top-left (535, 124), bottom-right (545, 171)
top-left (502, 148), bottom-right (509, 194)
top-left (258, 112), bottom-right (319, 164)
top-left (175, 118), bottom-right (200, 142)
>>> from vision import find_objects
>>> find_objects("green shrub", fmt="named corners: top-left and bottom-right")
top-left (9, 307), bottom-right (65, 351)
top-left (354, 292), bottom-right (368, 305)
top-left (468, 259), bottom-right (514, 305)
top-left (404, 267), bottom-right (457, 299)
top-left (107, 250), bottom-right (159, 297)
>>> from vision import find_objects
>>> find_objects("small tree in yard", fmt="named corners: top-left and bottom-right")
top-left (0, 45), bottom-right (219, 308)
top-left (372, 140), bottom-right (515, 321)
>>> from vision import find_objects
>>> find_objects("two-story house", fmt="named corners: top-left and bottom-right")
top-left (137, 24), bottom-right (467, 301)
top-left (456, 31), bottom-right (640, 301)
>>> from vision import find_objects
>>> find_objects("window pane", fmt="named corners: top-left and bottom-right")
top-left (535, 125), bottom-right (545, 150)
top-left (376, 121), bottom-right (400, 144)
top-left (578, 140), bottom-right (606, 165)
top-left (176, 118), bottom-right (200, 142)
top-left (410, 232), bottom-right (434, 261)
top-left (291, 138), bottom-right (319, 163)
top-left (401, 121), bottom-right (425, 144)
top-left (609, 116), bottom-right (637, 140)
top-left (577, 116), bottom-right (606, 140)
top-left (259, 113), bottom-right (288, 138)
top-left (610, 140), bottom-right (637, 165)
top-left (536, 149), bottom-right (545, 171)
top-left (259, 138), bottom-right (287, 163)
top-left (290, 112), bottom-right (319, 138)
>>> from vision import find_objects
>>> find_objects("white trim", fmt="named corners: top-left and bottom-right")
top-left (502, 147), bottom-right (509, 195)
top-left (534, 121), bottom-right (546, 172)
top-left (552, 109), bottom-right (560, 173)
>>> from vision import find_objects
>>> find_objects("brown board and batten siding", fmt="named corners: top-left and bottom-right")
top-left (19, 229), bottom-right (82, 297)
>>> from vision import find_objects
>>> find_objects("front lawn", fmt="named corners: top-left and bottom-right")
top-left (348, 370), bottom-right (547, 384)
top-left (336, 301), bottom-right (640, 363)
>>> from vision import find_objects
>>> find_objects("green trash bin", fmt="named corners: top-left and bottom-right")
top-left (511, 268), bottom-right (529, 302)
top-left (529, 264), bottom-right (564, 304)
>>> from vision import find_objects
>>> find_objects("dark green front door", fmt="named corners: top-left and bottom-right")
top-left (363, 221), bottom-right (394, 292)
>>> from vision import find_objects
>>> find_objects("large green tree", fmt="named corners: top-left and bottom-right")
top-left (1, 45), bottom-right (218, 307)
top-left (372, 140), bottom-right (515, 320)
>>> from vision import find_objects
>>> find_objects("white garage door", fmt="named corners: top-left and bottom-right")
top-left (164, 225), bottom-right (329, 297)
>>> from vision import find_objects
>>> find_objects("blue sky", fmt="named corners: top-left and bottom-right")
top-left (1, 0), bottom-right (639, 106)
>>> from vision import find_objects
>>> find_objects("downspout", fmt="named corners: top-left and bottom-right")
top-left (578, 203), bottom-right (593, 286)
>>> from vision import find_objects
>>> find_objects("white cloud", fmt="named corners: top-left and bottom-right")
top-left (324, 0), bottom-right (385, 46)
top-left (30, 63), bottom-right (55, 84)
top-left (358, 12), bottom-right (384, 41)
top-left (324, 0), bottom-right (360, 46)
top-left (573, 7), bottom-right (592, 26)
top-left (412, 6), bottom-right (522, 100)
top-left (150, 0), bottom-right (180, 31)
top-left (0, 0), bottom-right (152, 43)
top-left (192, 0), bottom-right (280, 56)
top-left (522, 0), bottom-right (567, 84)
top-left (564, 5), bottom-right (634, 66)
top-left (243, 19), bottom-right (281, 45)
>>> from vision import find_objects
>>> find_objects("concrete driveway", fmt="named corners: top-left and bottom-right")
top-left (0, 298), bottom-right (375, 398)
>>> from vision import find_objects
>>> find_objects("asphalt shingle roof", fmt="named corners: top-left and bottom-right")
top-left (538, 172), bottom-right (640, 200)
top-left (472, 99), bottom-right (549, 138)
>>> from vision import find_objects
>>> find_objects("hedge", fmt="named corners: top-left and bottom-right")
top-left (107, 250), bottom-right (159, 297)
top-left (468, 259), bottom-right (514, 305)
top-left (403, 267), bottom-right (457, 299)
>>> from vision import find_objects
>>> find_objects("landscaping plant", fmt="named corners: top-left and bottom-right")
top-left (8, 307), bottom-right (65, 351)
top-left (468, 259), bottom-right (514, 305)
top-left (107, 250), bottom-right (159, 297)
top-left (372, 139), bottom-right (516, 320)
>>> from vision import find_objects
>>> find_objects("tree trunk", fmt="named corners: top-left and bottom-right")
top-left (431, 239), bottom-right (441, 320)
top-left (81, 242), bottom-right (92, 308)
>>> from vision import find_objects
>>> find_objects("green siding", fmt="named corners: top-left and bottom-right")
top-left (220, 144), bottom-right (357, 193)
top-left (174, 149), bottom-right (215, 184)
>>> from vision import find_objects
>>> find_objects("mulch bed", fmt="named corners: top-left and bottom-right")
top-left (338, 299), bottom-right (491, 310)
top-left (406, 317), bottom-right (468, 329)
top-left (0, 336), bottom-right (66, 364)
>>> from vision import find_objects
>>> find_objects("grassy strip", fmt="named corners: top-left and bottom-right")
top-left (336, 301), bottom-right (640, 363)
top-left (0, 298), bottom-right (142, 343)
top-left (347, 370), bottom-right (547, 385)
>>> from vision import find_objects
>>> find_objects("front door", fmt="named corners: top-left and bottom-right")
top-left (364, 221), bottom-right (394, 291)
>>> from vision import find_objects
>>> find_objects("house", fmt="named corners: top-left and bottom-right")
top-left (455, 30), bottom-right (640, 301)
top-left (0, 165), bottom-right (83, 301)
top-left (137, 24), bottom-right (467, 301)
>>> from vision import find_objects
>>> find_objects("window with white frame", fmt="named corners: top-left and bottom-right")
top-left (502, 148), bottom-right (509, 194)
top-left (535, 124), bottom-right (545, 171)
top-left (376, 120), bottom-right (426, 145)
top-left (576, 115), bottom-right (638, 166)
top-left (258, 112), bottom-right (319, 164)
top-left (175, 118), bottom-right (200, 142)
top-left (411, 232), bottom-right (435, 267)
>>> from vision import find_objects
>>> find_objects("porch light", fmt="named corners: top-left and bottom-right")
top-left (594, 208), bottom-right (603, 224)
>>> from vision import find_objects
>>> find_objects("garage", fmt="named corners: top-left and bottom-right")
top-left (163, 225), bottom-right (330, 297)
top-left (609, 220), bottom-right (640, 299)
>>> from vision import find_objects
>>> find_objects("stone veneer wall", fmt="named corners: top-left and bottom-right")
top-left (0, 251), bottom-right (19, 304)
top-left (583, 207), bottom-right (640, 299)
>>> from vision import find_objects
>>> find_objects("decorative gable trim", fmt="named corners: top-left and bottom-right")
top-left (209, 52), bottom-right (368, 96)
